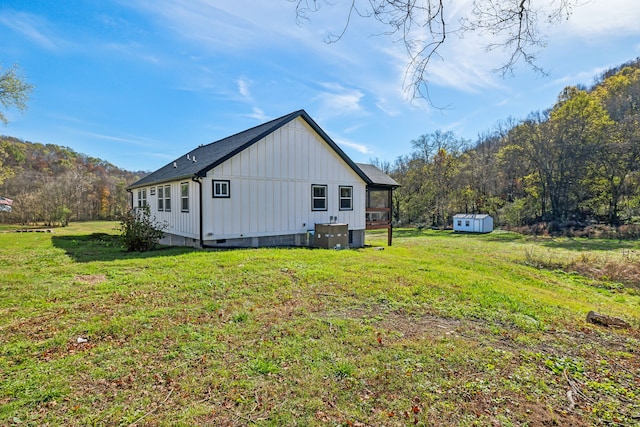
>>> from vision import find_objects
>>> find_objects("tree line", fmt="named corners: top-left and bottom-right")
top-left (0, 137), bottom-right (144, 226)
top-left (383, 59), bottom-right (640, 230)
top-left (2, 59), bottom-right (640, 231)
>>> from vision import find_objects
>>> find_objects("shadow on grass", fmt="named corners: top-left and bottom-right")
top-left (52, 233), bottom-right (197, 262)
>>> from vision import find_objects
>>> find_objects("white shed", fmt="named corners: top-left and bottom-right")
top-left (453, 214), bottom-right (493, 233)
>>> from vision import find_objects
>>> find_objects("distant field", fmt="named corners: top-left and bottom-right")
top-left (1, 222), bottom-right (638, 426)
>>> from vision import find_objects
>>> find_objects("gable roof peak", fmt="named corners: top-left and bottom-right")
top-left (127, 109), bottom-right (370, 189)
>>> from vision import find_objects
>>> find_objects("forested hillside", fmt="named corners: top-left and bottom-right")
top-left (0, 137), bottom-right (145, 225)
top-left (387, 59), bottom-right (640, 231)
top-left (2, 59), bottom-right (640, 230)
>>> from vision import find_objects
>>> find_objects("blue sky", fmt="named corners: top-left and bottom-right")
top-left (1, 1), bottom-right (640, 172)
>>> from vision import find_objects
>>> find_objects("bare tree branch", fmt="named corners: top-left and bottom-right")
top-left (291, 0), bottom-right (585, 101)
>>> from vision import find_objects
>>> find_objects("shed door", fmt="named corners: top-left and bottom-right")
top-left (474, 219), bottom-right (481, 232)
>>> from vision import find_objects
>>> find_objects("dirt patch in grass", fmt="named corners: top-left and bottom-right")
top-left (2, 309), bottom-right (68, 341)
top-left (74, 274), bottom-right (107, 285)
top-left (39, 340), bottom-right (98, 362)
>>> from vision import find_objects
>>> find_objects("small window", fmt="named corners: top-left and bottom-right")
top-left (164, 185), bottom-right (171, 212)
top-left (465, 220), bottom-right (470, 227)
top-left (213, 180), bottom-right (230, 198)
top-left (181, 182), bottom-right (189, 212)
top-left (339, 186), bottom-right (353, 211)
top-left (137, 189), bottom-right (147, 207)
top-left (457, 220), bottom-right (462, 226)
top-left (157, 186), bottom-right (164, 211)
top-left (150, 187), bottom-right (156, 196)
top-left (312, 184), bottom-right (327, 211)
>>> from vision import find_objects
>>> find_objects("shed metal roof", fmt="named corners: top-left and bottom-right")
top-left (453, 214), bottom-right (492, 219)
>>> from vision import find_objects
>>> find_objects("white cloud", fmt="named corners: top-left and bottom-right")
top-left (561, 0), bottom-right (640, 38)
top-left (375, 100), bottom-right (401, 117)
top-left (427, 58), bottom-right (504, 93)
top-left (237, 77), bottom-right (253, 101)
top-left (314, 83), bottom-right (365, 118)
top-left (245, 107), bottom-right (268, 122)
top-left (67, 128), bottom-right (159, 147)
top-left (334, 137), bottom-right (372, 155)
top-left (101, 42), bottom-right (161, 64)
top-left (0, 11), bottom-right (61, 51)
top-left (545, 65), bottom-right (609, 89)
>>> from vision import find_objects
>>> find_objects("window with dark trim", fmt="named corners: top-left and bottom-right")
top-left (181, 182), bottom-right (189, 212)
top-left (164, 185), bottom-right (171, 212)
top-left (137, 189), bottom-right (147, 207)
top-left (312, 184), bottom-right (327, 211)
top-left (157, 186), bottom-right (164, 211)
top-left (339, 186), bottom-right (353, 211)
top-left (213, 180), bottom-right (230, 198)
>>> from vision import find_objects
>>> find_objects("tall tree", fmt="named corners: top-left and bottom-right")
top-left (0, 64), bottom-right (32, 125)
top-left (588, 66), bottom-right (640, 224)
top-left (547, 87), bottom-right (613, 220)
top-left (498, 113), bottom-right (551, 221)
top-left (0, 64), bottom-right (33, 186)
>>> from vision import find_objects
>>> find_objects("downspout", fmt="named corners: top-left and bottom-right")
top-left (192, 176), bottom-right (203, 248)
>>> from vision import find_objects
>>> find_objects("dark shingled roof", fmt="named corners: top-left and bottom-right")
top-left (128, 110), bottom-right (373, 189)
top-left (355, 163), bottom-right (400, 188)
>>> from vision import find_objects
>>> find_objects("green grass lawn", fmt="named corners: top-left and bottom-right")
top-left (1, 223), bottom-right (638, 426)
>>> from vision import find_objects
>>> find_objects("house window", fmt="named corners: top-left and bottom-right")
top-left (164, 185), bottom-right (171, 212)
top-left (150, 187), bottom-right (156, 196)
top-left (457, 220), bottom-right (462, 227)
top-left (137, 189), bottom-right (147, 207)
top-left (312, 184), bottom-right (327, 211)
top-left (157, 186), bottom-right (164, 211)
top-left (465, 220), bottom-right (470, 227)
top-left (339, 186), bottom-right (353, 211)
top-left (213, 180), bottom-right (230, 198)
top-left (181, 182), bottom-right (189, 212)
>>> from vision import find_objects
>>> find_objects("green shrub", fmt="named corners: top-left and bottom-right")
top-left (118, 206), bottom-right (167, 252)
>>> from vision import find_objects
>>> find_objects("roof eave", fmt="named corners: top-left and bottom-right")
top-left (127, 173), bottom-right (197, 190)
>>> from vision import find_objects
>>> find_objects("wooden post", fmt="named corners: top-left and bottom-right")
top-left (387, 189), bottom-right (393, 246)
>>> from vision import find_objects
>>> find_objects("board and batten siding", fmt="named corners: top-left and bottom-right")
top-left (202, 117), bottom-right (366, 240)
top-left (139, 180), bottom-right (200, 241)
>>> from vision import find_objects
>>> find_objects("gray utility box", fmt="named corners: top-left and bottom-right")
top-left (314, 223), bottom-right (348, 249)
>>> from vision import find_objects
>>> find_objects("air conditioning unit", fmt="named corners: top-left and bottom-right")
top-left (314, 223), bottom-right (348, 249)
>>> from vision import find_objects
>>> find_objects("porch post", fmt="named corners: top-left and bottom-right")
top-left (387, 189), bottom-right (393, 246)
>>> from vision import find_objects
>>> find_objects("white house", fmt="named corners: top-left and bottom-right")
top-left (453, 214), bottom-right (493, 233)
top-left (127, 110), bottom-right (399, 248)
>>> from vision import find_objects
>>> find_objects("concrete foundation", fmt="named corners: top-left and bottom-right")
top-left (160, 229), bottom-right (365, 249)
